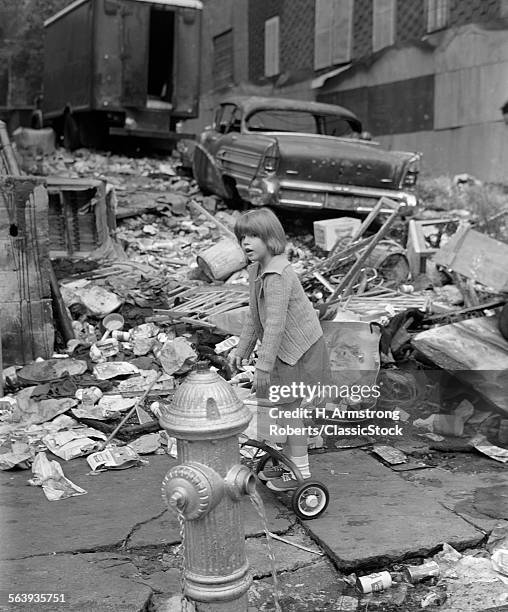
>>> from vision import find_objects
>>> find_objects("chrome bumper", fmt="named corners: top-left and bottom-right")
top-left (275, 178), bottom-right (417, 211)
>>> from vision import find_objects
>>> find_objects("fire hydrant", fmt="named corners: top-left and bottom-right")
top-left (159, 362), bottom-right (255, 611)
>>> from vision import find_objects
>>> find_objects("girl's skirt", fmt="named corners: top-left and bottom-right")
top-left (255, 335), bottom-right (333, 442)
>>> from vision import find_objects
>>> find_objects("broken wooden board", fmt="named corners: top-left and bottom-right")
top-left (412, 314), bottom-right (508, 415)
top-left (155, 284), bottom-right (249, 329)
top-left (434, 225), bottom-right (508, 293)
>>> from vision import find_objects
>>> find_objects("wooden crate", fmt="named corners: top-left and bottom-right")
top-left (0, 176), bottom-right (54, 366)
top-left (406, 218), bottom-right (459, 277)
top-left (435, 225), bottom-right (508, 293)
top-left (46, 177), bottom-right (113, 257)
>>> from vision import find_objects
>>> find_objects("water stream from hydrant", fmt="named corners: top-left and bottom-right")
top-left (249, 489), bottom-right (283, 612)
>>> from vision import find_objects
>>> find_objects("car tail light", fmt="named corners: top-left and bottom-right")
top-left (261, 143), bottom-right (280, 173)
top-left (403, 154), bottom-right (421, 187)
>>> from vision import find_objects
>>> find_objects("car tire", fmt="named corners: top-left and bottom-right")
top-left (223, 177), bottom-right (243, 208)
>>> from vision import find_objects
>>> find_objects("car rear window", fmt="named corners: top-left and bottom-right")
top-left (320, 115), bottom-right (357, 137)
top-left (246, 109), bottom-right (357, 137)
top-left (246, 110), bottom-right (318, 133)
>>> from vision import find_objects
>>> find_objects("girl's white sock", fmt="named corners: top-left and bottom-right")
top-left (291, 454), bottom-right (311, 479)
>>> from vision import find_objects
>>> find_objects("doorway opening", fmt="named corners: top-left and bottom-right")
top-left (147, 8), bottom-right (175, 104)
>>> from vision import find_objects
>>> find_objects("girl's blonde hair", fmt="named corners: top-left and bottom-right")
top-left (234, 208), bottom-right (287, 255)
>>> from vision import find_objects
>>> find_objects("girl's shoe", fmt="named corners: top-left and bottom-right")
top-left (266, 472), bottom-right (304, 491)
top-left (258, 464), bottom-right (291, 481)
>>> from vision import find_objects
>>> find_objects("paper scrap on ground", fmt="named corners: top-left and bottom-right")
top-left (29, 451), bottom-right (87, 500)
top-left (129, 433), bottom-right (161, 455)
top-left (116, 369), bottom-right (163, 392)
top-left (158, 337), bottom-right (197, 375)
top-left (87, 446), bottom-right (144, 471)
top-left (0, 449), bottom-right (32, 470)
top-left (93, 362), bottom-right (140, 380)
top-left (159, 431), bottom-right (177, 458)
top-left (372, 445), bottom-right (407, 465)
top-left (11, 395), bottom-right (77, 426)
top-left (43, 428), bottom-right (107, 460)
top-left (60, 282), bottom-right (123, 317)
top-left (471, 435), bottom-right (508, 463)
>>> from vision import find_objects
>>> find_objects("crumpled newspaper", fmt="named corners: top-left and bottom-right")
top-left (60, 281), bottom-right (123, 317)
top-left (86, 445), bottom-right (145, 471)
top-left (42, 428), bottom-right (107, 460)
top-left (5, 388), bottom-right (77, 426)
top-left (28, 452), bottom-right (87, 501)
top-left (157, 337), bottom-right (197, 375)
top-left (129, 433), bottom-right (162, 455)
top-left (93, 361), bottom-right (140, 380)
top-left (0, 441), bottom-right (33, 470)
top-left (471, 434), bottom-right (508, 463)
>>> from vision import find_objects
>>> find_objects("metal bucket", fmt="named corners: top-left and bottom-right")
top-left (197, 238), bottom-right (248, 281)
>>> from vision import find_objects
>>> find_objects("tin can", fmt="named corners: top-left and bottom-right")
top-left (75, 386), bottom-right (103, 405)
top-left (112, 330), bottom-right (131, 342)
top-left (356, 571), bottom-right (392, 594)
top-left (403, 561), bottom-right (440, 583)
top-left (400, 284), bottom-right (415, 294)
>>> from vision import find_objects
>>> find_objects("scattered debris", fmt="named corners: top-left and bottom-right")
top-left (356, 571), bottom-right (392, 593)
top-left (29, 451), bottom-right (87, 501)
top-left (86, 446), bottom-right (144, 471)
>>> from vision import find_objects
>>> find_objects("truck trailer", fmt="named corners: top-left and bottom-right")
top-left (43, 0), bottom-right (202, 149)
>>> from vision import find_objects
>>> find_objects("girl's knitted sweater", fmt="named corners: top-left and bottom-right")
top-left (236, 255), bottom-right (323, 372)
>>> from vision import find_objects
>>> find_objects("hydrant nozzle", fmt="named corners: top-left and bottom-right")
top-left (169, 489), bottom-right (186, 510)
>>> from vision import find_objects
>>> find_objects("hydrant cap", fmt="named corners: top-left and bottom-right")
top-left (159, 366), bottom-right (252, 439)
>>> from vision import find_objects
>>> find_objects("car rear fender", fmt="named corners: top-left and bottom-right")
top-left (192, 143), bottom-right (231, 199)
top-left (217, 133), bottom-right (276, 197)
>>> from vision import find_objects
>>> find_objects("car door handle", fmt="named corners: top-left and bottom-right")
top-left (231, 136), bottom-right (237, 141)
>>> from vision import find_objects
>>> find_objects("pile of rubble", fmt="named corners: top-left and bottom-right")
top-left (1, 145), bottom-right (508, 500)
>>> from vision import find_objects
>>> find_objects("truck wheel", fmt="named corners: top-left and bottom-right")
top-left (78, 113), bottom-right (108, 150)
top-left (63, 112), bottom-right (81, 150)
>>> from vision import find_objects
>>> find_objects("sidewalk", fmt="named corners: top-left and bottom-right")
top-left (2, 448), bottom-right (504, 611)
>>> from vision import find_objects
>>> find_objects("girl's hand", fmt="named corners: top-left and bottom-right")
top-left (254, 369), bottom-right (271, 399)
top-left (229, 349), bottom-right (245, 371)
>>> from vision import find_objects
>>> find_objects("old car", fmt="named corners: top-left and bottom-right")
top-left (192, 96), bottom-right (420, 213)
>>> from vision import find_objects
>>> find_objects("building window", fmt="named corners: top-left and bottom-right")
top-left (314, 0), bottom-right (354, 70)
top-left (372, 0), bottom-right (396, 53)
top-left (213, 29), bottom-right (234, 90)
top-left (425, 0), bottom-right (448, 33)
top-left (264, 16), bottom-right (280, 77)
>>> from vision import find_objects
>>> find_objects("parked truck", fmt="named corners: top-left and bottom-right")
top-left (43, 0), bottom-right (202, 149)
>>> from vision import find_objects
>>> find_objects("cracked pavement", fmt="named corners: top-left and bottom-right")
top-left (1, 450), bottom-right (506, 611)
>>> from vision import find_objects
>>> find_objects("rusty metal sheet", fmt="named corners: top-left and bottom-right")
top-left (412, 315), bottom-right (508, 415)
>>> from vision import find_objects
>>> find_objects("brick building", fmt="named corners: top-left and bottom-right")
top-left (191, 0), bottom-right (508, 182)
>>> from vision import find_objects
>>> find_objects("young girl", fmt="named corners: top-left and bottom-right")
top-left (233, 207), bottom-right (332, 491)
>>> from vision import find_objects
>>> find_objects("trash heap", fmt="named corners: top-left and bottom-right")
top-left (341, 538), bottom-right (508, 610)
top-left (2, 146), bottom-right (508, 507)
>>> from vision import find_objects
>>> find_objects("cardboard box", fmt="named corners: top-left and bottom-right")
top-left (313, 217), bottom-right (361, 251)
